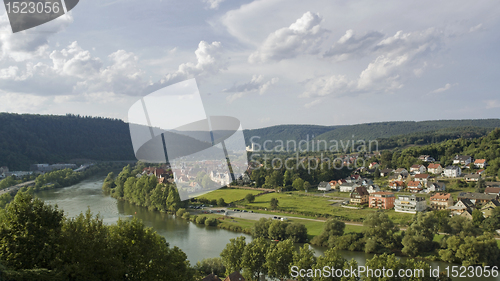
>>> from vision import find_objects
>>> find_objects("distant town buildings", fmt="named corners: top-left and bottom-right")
top-left (369, 192), bottom-right (395, 210)
top-left (30, 163), bottom-right (77, 173)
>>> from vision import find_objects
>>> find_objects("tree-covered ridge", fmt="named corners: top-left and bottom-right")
top-left (0, 113), bottom-right (135, 170)
top-left (315, 119), bottom-right (500, 142)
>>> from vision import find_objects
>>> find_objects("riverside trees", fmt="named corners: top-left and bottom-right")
top-left (0, 192), bottom-right (192, 280)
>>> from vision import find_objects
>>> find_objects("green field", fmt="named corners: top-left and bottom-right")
top-left (243, 192), bottom-right (414, 224)
top-left (197, 188), bottom-right (262, 203)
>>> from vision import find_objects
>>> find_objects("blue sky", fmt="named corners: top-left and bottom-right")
top-left (0, 0), bottom-right (499, 129)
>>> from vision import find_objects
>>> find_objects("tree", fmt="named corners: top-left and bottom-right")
top-left (303, 181), bottom-right (311, 192)
top-left (241, 237), bottom-right (269, 280)
top-left (402, 212), bottom-right (438, 257)
top-left (195, 257), bottom-right (226, 277)
top-left (0, 191), bottom-right (64, 270)
top-left (311, 219), bottom-right (345, 247)
top-left (245, 193), bottom-right (255, 203)
top-left (482, 207), bottom-right (500, 232)
top-left (217, 198), bottom-right (226, 207)
top-left (292, 178), bottom-right (304, 191)
top-left (292, 244), bottom-right (316, 281)
top-left (268, 220), bottom-right (288, 241)
top-left (363, 212), bottom-right (400, 253)
top-left (285, 222), bottom-right (308, 243)
top-left (472, 209), bottom-right (484, 227)
top-left (311, 248), bottom-right (346, 281)
top-left (265, 239), bottom-right (294, 280)
top-left (283, 170), bottom-right (292, 187)
top-left (220, 236), bottom-right (246, 275)
top-left (270, 198), bottom-right (279, 210)
top-left (252, 218), bottom-right (271, 238)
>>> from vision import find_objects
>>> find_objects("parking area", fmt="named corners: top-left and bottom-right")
top-left (191, 206), bottom-right (287, 221)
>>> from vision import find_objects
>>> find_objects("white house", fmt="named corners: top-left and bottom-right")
top-left (339, 182), bottom-right (360, 193)
top-left (318, 181), bottom-right (331, 191)
top-left (414, 174), bottom-right (430, 187)
top-left (474, 159), bottom-right (487, 168)
top-left (366, 184), bottom-right (381, 194)
top-left (427, 163), bottom-right (443, 174)
top-left (453, 155), bottom-right (472, 166)
top-left (443, 166), bottom-right (461, 178)
top-left (428, 182), bottom-right (446, 192)
top-left (395, 195), bottom-right (427, 213)
top-left (410, 164), bottom-right (426, 174)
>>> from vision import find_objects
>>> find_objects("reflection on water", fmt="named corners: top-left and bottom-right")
top-left (35, 176), bottom-right (500, 280)
top-left (36, 176), bottom-right (251, 263)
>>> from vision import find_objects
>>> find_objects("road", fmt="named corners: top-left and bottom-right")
top-left (198, 207), bottom-right (500, 240)
top-left (0, 180), bottom-right (36, 196)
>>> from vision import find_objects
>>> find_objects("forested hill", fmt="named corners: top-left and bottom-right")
top-left (0, 113), bottom-right (135, 170)
top-left (1, 113), bottom-right (500, 170)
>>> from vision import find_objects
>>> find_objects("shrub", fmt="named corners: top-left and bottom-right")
top-left (196, 216), bottom-right (207, 224)
top-left (176, 208), bottom-right (187, 217)
top-left (205, 218), bottom-right (218, 227)
top-left (182, 212), bottom-right (191, 220)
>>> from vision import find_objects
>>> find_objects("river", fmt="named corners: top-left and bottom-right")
top-left (35, 176), bottom-right (499, 280)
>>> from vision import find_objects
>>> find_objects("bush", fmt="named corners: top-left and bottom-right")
top-left (205, 218), bottom-right (218, 227)
top-left (285, 223), bottom-right (308, 243)
top-left (176, 208), bottom-right (187, 217)
top-left (245, 193), bottom-right (255, 203)
top-left (182, 212), bottom-right (191, 220)
top-left (196, 216), bottom-right (207, 225)
top-left (217, 198), bottom-right (226, 207)
top-left (190, 215), bottom-right (198, 222)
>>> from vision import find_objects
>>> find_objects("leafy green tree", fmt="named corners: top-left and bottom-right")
top-left (241, 237), bottom-right (269, 280)
top-left (270, 197), bottom-right (279, 209)
top-left (447, 215), bottom-right (481, 236)
top-left (311, 219), bottom-right (345, 247)
top-left (245, 193), bottom-right (255, 203)
top-left (268, 220), bottom-right (288, 240)
top-left (285, 222), bottom-right (308, 243)
top-left (482, 207), bottom-right (500, 232)
top-left (363, 212), bottom-right (400, 253)
top-left (472, 209), bottom-right (484, 227)
top-left (292, 244), bottom-right (316, 281)
top-left (195, 257), bottom-right (226, 278)
top-left (265, 239), bottom-right (294, 280)
top-left (205, 217), bottom-right (218, 226)
top-left (217, 198), bottom-right (226, 207)
top-left (0, 192), bottom-right (64, 270)
top-left (102, 172), bottom-right (116, 194)
top-left (252, 218), bottom-right (271, 238)
top-left (292, 178), bottom-right (305, 191)
top-left (303, 181), bottom-right (311, 192)
top-left (283, 170), bottom-right (292, 186)
top-left (311, 248), bottom-right (346, 281)
top-left (401, 212), bottom-right (438, 257)
top-left (220, 236), bottom-right (246, 275)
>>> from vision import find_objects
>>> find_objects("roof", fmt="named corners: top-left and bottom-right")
top-left (458, 192), bottom-right (497, 201)
top-left (454, 155), bottom-right (472, 160)
top-left (430, 182), bottom-right (445, 188)
top-left (224, 271), bottom-right (245, 281)
top-left (414, 174), bottom-right (430, 179)
top-left (391, 181), bottom-right (405, 186)
top-left (445, 166), bottom-right (460, 170)
top-left (457, 198), bottom-right (475, 208)
top-left (474, 159), bottom-right (486, 164)
top-left (407, 181), bottom-right (421, 187)
top-left (464, 174), bottom-right (481, 179)
top-left (484, 187), bottom-right (500, 195)
top-left (431, 193), bottom-right (451, 200)
top-left (411, 164), bottom-right (423, 169)
top-left (351, 186), bottom-right (369, 196)
top-left (395, 168), bottom-right (407, 172)
top-left (370, 191), bottom-right (394, 196)
top-left (318, 181), bottom-right (329, 188)
top-left (380, 168), bottom-right (394, 174)
top-left (428, 163), bottom-right (442, 169)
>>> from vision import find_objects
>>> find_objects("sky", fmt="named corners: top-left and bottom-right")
top-left (0, 0), bottom-right (499, 129)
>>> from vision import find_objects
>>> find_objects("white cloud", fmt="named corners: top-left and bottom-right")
top-left (485, 100), bottom-right (500, 109)
top-left (324, 29), bottom-right (384, 60)
top-left (302, 74), bottom-right (355, 98)
top-left (429, 83), bottom-right (456, 94)
top-left (0, 12), bottom-right (73, 61)
top-left (156, 41), bottom-right (225, 87)
top-left (49, 41), bottom-right (103, 79)
top-left (248, 11), bottom-right (326, 63)
top-left (225, 74), bottom-right (279, 102)
top-left (203, 0), bottom-right (225, 9)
